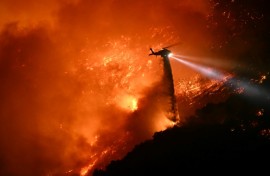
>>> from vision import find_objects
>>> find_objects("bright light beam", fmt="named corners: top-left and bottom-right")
top-left (171, 56), bottom-right (270, 100)
top-left (171, 56), bottom-right (225, 80)
top-left (173, 54), bottom-right (232, 69)
top-left (227, 78), bottom-right (269, 99)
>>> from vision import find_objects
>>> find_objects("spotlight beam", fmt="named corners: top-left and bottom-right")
top-left (171, 56), bottom-right (269, 99)
top-left (171, 56), bottom-right (225, 80)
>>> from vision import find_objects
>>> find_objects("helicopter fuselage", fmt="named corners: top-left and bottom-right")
top-left (149, 48), bottom-right (172, 58)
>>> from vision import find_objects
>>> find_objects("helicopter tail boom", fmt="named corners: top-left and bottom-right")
top-left (149, 48), bottom-right (155, 56)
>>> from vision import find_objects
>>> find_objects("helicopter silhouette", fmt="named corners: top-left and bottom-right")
top-left (149, 48), bottom-right (172, 58)
top-left (149, 43), bottom-right (179, 58)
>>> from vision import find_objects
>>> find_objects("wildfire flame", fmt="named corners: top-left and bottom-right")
top-left (0, 0), bottom-right (252, 176)
top-left (115, 94), bottom-right (138, 112)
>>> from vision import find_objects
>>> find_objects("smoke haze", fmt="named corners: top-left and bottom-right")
top-left (1, 0), bottom-right (268, 175)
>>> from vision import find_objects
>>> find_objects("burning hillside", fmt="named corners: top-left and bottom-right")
top-left (0, 0), bottom-right (269, 176)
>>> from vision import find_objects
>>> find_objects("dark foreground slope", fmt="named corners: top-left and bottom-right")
top-left (93, 93), bottom-right (270, 176)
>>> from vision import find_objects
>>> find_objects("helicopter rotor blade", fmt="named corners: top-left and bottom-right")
top-left (163, 42), bottom-right (182, 49)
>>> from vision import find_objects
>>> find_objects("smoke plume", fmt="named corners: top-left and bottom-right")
top-left (2, 0), bottom-right (267, 175)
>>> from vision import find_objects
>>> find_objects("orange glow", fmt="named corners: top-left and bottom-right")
top-left (0, 0), bottom-right (231, 176)
top-left (80, 160), bottom-right (97, 176)
top-left (256, 109), bottom-right (264, 117)
top-left (154, 113), bottom-right (177, 131)
top-left (259, 75), bottom-right (267, 84)
top-left (175, 74), bottom-right (231, 120)
top-left (116, 94), bottom-right (138, 112)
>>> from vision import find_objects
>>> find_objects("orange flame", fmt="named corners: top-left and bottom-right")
top-left (0, 1), bottom-right (232, 176)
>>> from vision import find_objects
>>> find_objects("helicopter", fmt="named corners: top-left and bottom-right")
top-left (149, 43), bottom-right (180, 58)
top-left (149, 48), bottom-right (172, 58)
